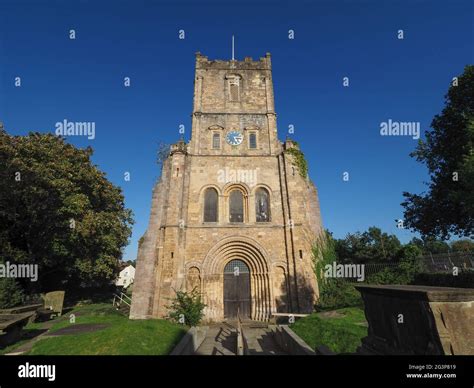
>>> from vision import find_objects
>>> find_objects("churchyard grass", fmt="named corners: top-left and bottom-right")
top-left (7, 303), bottom-right (187, 355)
top-left (290, 307), bottom-right (367, 354)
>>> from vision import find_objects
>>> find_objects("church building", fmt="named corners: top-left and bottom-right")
top-left (130, 52), bottom-right (324, 322)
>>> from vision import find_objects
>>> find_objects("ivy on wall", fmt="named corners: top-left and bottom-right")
top-left (285, 144), bottom-right (308, 178)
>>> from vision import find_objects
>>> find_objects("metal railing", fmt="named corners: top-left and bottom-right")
top-left (113, 292), bottom-right (132, 309)
top-left (421, 252), bottom-right (474, 273)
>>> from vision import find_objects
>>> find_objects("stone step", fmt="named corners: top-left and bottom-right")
top-left (194, 322), bottom-right (288, 356)
top-left (243, 328), bottom-right (287, 355)
top-left (194, 324), bottom-right (237, 355)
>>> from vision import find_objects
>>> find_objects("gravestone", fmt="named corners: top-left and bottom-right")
top-left (355, 284), bottom-right (474, 355)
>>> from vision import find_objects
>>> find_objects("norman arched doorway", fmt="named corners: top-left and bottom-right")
top-left (223, 259), bottom-right (251, 319)
top-left (202, 236), bottom-right (274, 321)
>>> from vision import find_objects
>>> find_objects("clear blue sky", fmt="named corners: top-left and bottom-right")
top-left (1, 0), bottom-right (473, 260)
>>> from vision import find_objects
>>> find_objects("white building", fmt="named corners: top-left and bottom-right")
top-left (116, 265), bottom-right (135, 289)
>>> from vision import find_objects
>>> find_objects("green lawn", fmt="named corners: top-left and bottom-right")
top-left (290, 307), bottom-right (368, 354)
top-left (11, 304), bottom-right (187, 355)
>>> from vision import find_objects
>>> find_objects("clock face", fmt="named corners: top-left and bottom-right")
top-left (226, 131), bottom-right (244, 146)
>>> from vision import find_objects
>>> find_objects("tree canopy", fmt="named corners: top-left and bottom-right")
top-left (334, 227), bottom-right (402, 263)
top-left (402, 65), bottom-right (474, 239)
top-left (0, 130), bottom-right (133, 294)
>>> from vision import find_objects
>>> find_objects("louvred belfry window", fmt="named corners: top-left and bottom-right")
top-left (227, 75), bottom-right (241, 102)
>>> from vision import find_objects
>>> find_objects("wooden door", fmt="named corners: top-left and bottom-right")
top-left (223, 260), bottom-right (251, 319)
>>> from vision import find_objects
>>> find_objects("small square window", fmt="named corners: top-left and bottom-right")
top-left (249, 133), bottom-right (257, 149)
top-left (212, 133), bottom-right (220, 149)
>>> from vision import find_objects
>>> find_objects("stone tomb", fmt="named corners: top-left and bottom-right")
top-left (355, 284), bottom-right (474, 355)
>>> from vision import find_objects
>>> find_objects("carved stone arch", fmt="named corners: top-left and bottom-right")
top-left (250, 183), bottom-right (273, 196)
top-left (185, 261), bottom-right (202, 271)
top-left (223, 183), bottom-right (250, 223)
top-left (223, 182), bottom-right (250, 196)
top-left (186, 266), bottom-right (202, 294)
top-left (244, 125), bottom-right (261, 132)
top-left (225, 73), bottom-right (243, 80)
top-left (201, 236), bottom-right (275, 321)
top-left (198, 184), bottom-right (222, 197)
top-left (271, 261), bottom-right (289, 270)
top-left (208, 125), bottom-right (224, 131)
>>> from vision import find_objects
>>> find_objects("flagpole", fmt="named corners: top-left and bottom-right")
top-left (232, 35), bottom-right (235, 60)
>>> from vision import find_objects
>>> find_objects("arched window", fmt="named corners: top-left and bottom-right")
top-left (186, 267), bottom-right (201, 293)
top-left (255, 188), bottom-right (270, 222)
top-left (212, 132), bottom-right (220, 149)
top-left (229, 190), bottom-right (244, 222)
top-left (204, 188), bottom-right (218, 222)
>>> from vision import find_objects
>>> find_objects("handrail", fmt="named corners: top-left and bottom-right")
top-left (113, 291), bottom-right (131, 308)
top-left (236, 307), bottom-right (244, 355)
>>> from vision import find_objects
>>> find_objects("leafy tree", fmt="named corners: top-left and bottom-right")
top-left (450, 239), bottom-right (474, 252)
top-left (167, 288), bottom-right (206, 327)
top-left (0, 277), bottom-right (25, 309)
top-left (402, 65), bottom-right (474, 239)
top-left (0, 131), bottom-right (133, 294)
top-left (335, 227), bottom-right (401, 263)
top-left (409, 237), bottom-right (450, 254)
top-left (313, 231), bottom-right (364, 310)
top-left (366, 244), bottom-right (423, 285)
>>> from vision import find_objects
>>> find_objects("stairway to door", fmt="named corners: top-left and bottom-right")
top-left (194, 321), bottom-right (287, 355)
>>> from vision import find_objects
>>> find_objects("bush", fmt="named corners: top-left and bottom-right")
top-left (412, 271), bottom-right (474, 288)
top-left (367, 244), bottom-right (424, 285)
top-left (314, 232), bottom-right (363, 310)
top-left (167, 288), bottom-right (206, 327)
top-left (313, 231), bottom-right (338, 287)
top-left (0, 278), bottom-right (25, 309)
top-left (316, 279), bottom-right (363, 311)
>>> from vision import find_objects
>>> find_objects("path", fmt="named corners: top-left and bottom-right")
top-left (4, 320), bottom-right (55, 355)
top-left (194, 321), bottom-right (287, 355)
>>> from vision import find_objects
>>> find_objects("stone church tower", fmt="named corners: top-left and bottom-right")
top-left (130, 52), bottom-right (324, 322)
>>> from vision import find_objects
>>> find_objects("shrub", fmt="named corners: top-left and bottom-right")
top-left (313, 231), bottom-right (338, 288)
top-left (367, 244), bottom-right (424, 285)
top-left (316, 279), bottom-right (363, 311)
top-left (314, 232), bottom-right (363, 310)
top-left (412, 271), bottom-right (474, 288)
top-left (0, 278), bottom-right (25, 309)
top-left (167, 288), bottom-right (206, 327)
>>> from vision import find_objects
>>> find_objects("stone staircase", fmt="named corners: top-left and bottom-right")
top-left (194, 321), bottom-right (287, 355)
top-left (195, 322), bottom-right (237, 355)
top-left (242, 322), bottom-right (287, 355)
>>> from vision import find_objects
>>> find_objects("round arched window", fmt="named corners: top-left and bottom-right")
top-left (229, 190), bottom-right (244, 222)
top-left (255, 188), bottom-right (270, 222)
top-left (204, 188), bottom-right (218, 222)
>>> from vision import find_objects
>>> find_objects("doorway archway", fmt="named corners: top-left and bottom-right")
top-left (202, 236), bottom-right (274, 321)
top-left (223, 259), bottom-right (251, 319)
